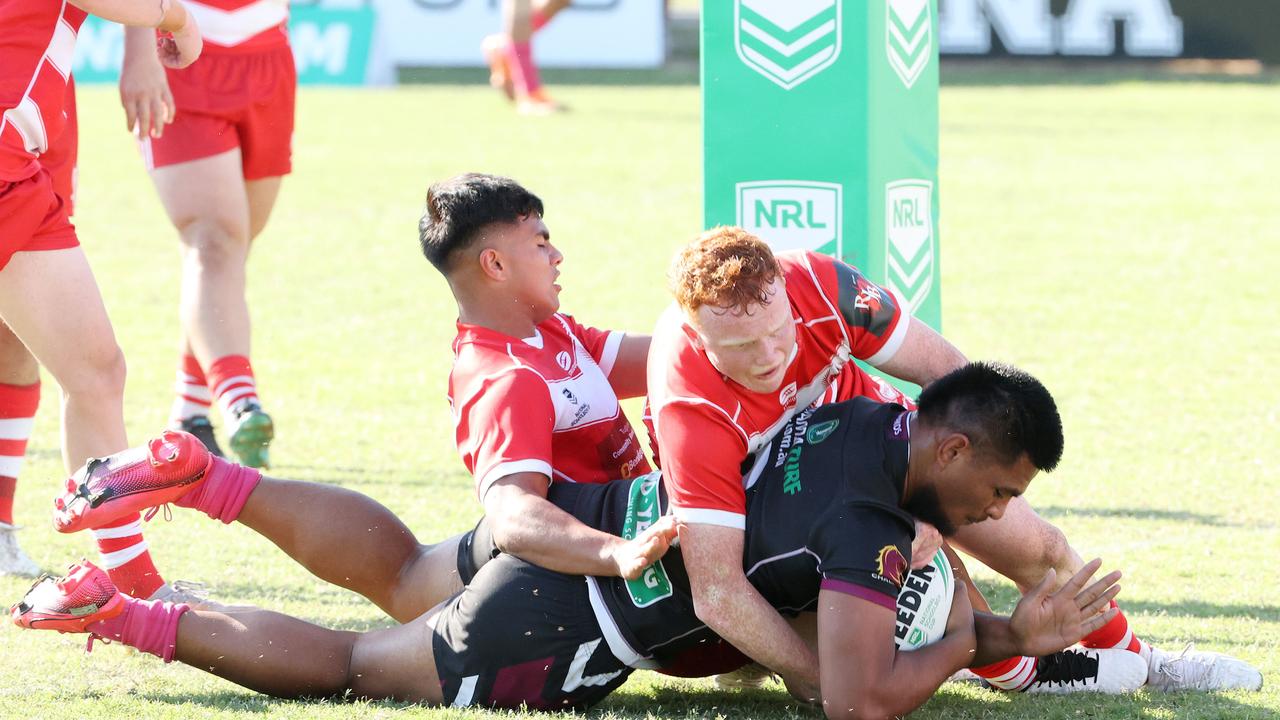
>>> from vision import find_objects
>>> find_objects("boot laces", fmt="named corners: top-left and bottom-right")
top-left (1033, 649), bottom-right (1100, 687)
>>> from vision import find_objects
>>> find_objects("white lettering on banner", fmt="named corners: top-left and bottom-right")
top-left (292, 22), bottom-right (351, 75)
top-left (370, 0), bottom-right (663, 68)
top-left (737, 180), bottom-right (843, 256)
top-left (939, 0), bottom-right (1182, 57)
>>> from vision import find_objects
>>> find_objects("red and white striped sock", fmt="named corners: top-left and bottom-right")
top-left (0, 381), bottom-right (40, 526)
top-left (93, 516), bottom-right (166, 599)
top-left (972, 655), bottom-right (1039, 692)
top-left (169, 353), bottom-right (211, 425)
top-left (1080, 601), bottom-right (1151, 660)
top-left (206, 355), bottom-right (260, 425)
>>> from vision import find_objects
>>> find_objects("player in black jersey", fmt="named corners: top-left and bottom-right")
top-left (14, 362), bottom-right (1134, 716)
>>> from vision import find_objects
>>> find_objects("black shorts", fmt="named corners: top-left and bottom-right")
top-left (432, 554), bottom-right (634, 711)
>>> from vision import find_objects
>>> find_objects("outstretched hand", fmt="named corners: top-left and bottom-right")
top-left (613, 515), bottom-right (678, 581)
top-left (1009, 558), bottom-right (1121, 658)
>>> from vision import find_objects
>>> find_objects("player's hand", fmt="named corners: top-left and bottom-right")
top-left (612, 515), bottom-right (678, 581)
top-left (157, 11), bottom-right (203, 70)
top-left (943, 580), bottom-right (976, 650)
top-left (910, 519), bottom-right (943, 570)
top-left (1009, 558), bottom-right (1122, 658)
top-left (119, 38), bottom-right (174, 139)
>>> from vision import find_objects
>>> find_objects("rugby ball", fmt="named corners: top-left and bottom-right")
top-left (894, 550), bottom-right (954, 651)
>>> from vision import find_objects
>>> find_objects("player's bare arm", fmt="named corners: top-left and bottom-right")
top-left (483, 471), bottom-right (675, 580)
top-left (607, 333), bottom-right (651, 399)
top-left (681, 522), bottom-right (822, 699)
top-left (869, 316), bottom-right (967, 390)
top-left (69, 0), bottom-right (201, 68)
top-left (119, 26), bottom-right (175, 138)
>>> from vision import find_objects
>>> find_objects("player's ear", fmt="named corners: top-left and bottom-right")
top-left (478, 247), bottom-right (505, 280)
top-left (936, 432), bottom-right (970, 467)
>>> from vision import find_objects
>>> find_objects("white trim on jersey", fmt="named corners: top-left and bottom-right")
top-left (744, 546), bottom-right (821, 577)
top-left (47, 17), bottom-right (77, 78)
top-left (0, 1), bottom-right (72, 156)
top-left (476, 459), bottom-right (552, 502)
top-left (864, 293), bottom-right (912, 367)
top-left (673, 507), bottom-right (746, 530)
top-left (584, 577), bottom-right (662, 670)
top-left (520, 327), bottom-right (544, 349)
top-left (0, 417), bottom-right (36, 440)
top-left (597, 331), bottom-right (624, 377)
top-left (451, 675), bottom-right (478, 706)
top-left (187, 0), bottom-right (288, 47)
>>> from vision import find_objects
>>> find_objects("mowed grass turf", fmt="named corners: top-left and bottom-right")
top-left (0, 70), bottom-right (1277, 719)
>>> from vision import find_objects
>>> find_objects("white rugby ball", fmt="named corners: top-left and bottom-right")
top-left (894, 550), bottom-right (954, 651)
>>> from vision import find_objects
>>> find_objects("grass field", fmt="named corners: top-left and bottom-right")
top-left (0, 67), bottom-right (1277, 719)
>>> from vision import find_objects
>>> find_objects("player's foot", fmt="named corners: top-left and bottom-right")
top-left (1146, 644), bottom-right (1263, 691)
top-left (516, 90), bottom-right (566, 116)
top-left (174, 415), bottom-right (224, 458)
top-left (228, 402), bottom-right (273, 469)
top-left (10, 560), bottom-right (125, 632)
top-left (713, 662), bottom-right (774, 690)
top-left (1022, 648), bottom-right (1147, 694)
top-left (0, 522), bottom-right (41, 577)
top-left (481, 33), bottom-right (515, 101)
top-left (150, 579), bottom-right (251, 613)
top-left (52, 431), bottom-right (212, 534)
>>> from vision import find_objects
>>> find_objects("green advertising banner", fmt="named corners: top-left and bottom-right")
top-left (71, 4), bottom-right (380, 86)
top-left (703, 0), bottom-right (943, 359)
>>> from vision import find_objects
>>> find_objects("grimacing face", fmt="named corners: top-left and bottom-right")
top-left (486, 213), bottom-right (563, 323)
top-left (691, 278), bottom-right (797, 394)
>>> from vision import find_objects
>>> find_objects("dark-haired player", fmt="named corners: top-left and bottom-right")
top-left (649, 226), bottom-right (1261, 694)
top-left (18, 363), bottom-right (1155, 715)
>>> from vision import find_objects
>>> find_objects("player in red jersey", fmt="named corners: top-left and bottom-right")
top-left (649, 227), bottom-right (1259, 694)
top-left (481, 0), bottom-right (571, 114)
top-left (118, 0), bottom-right (295, 468)
top-left (0, 0), bottom-right (201, 594)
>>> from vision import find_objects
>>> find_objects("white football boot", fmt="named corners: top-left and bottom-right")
top-left (1023, 648), bottom-right (1148, 694)
top-left (0, 521), bottom-right (41, 577)
top-left (1146, 644), bottom-right (1263, 692)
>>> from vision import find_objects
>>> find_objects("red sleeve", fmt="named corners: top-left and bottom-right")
top-left (561, 313), bottom-right (624, 375)
top-left (655, 402), bottom-right (749, 529)
top-left (454, 368), bottom-right (555, 502)
top-left (809, 252), bottom-right (909, 365)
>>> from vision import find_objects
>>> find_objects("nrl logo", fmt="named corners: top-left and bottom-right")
top-left (885, 180), bottom-right (934, 315)
top-left (886, 0), bottom-right (932, 89)
top-left (737, 180), bottom-right (842, 256)
top-left (735, 0), bottom-right (841, 90)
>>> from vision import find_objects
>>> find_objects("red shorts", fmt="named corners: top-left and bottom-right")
top-left (143, 43), bottom-right (296, 180)
top-left (0, 168), bottom-right (78, 272)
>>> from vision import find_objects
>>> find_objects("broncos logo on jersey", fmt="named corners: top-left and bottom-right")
top-left (875, 544), bottom-right (908, 589)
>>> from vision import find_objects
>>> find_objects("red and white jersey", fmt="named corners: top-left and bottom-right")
top-left (184, 0), bottom-right (289, 52)
top-left (0, 1), bottom-right (85, 182)
top-left (450, 313), bottom-right (652, 502)
top-left (647, 250), bottom-right (913, 529)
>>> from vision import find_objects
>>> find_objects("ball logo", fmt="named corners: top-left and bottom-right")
top-left (556, 351), bottom-right (572, 371)
top-left (735, 0), bottom-right (842, 90)
top-left (875, 544), bottom-right (908, 588)
top-left (778, 381), bottom-right (798, 406)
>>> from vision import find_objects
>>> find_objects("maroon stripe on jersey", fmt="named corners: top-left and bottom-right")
top-left (489, 655), bottom-right (556, 710)
top-left (820, 578), bottom-right (898, 610)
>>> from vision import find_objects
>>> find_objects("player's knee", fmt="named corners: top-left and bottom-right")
top-left (179, 217), bottom-right (250, 270)
top-left (1036, 518), bottom-right (1073, 573)
top-left (0, 328), bottom-right (38, 378)
top-left (62, 342), bottom-right (126, 402)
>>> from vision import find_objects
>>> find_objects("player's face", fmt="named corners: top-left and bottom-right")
top-left (926, 448), bottom-right (1037, 536)
top-left (692, 279), bottom-right (797, 394)
top-left (492, 213), bottom-right (563, 322)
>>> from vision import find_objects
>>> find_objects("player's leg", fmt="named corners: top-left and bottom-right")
top-left (151, 149), bottom-right (273, 468)
top-left (501, 0), bottom-right (562, 114)
top-left (0, 247), bottom-right (169, 598)
top-left (0, 325), bottom-right (41, 576)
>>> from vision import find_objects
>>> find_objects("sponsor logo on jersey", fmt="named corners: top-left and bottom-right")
top-left (885, 179), bottom-right (935, 315)
top-left (875, 544), bottom-right (908, 588)
top-left (735, 0), bottom-right (842, 90)
top-left (778, 381), bottom-right (798, 406)
top-left (887, 0), bottom-right (932, 89)
top-left (561, 388), bottom-right (578, 405)
top-left (890, 410), bottom-right (912, 440)
top-left (556, 351), bottom-right (573, 371)
top-left (805, 418), bottom-right (839, 445)
top-left (620, 473), bottom-right (674, 607)
top-left (736, 180), bottom-right (842, 256)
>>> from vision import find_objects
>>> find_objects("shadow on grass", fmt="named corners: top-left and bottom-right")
top-left (1034, 505), bottom-right (1263, 528)
top-left (972, 578), bottom-right (1280, 621)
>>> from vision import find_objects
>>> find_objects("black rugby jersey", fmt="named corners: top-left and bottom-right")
top-left (547, 397), bottom-right (918, 668)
